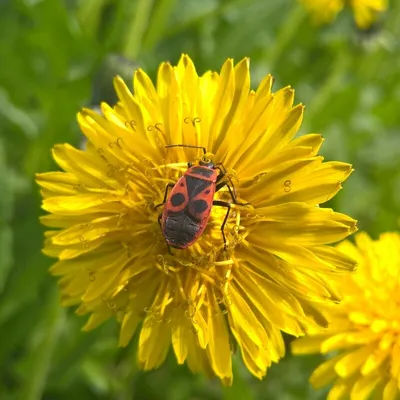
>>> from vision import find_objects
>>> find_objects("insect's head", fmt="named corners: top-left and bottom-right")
top-left (199, 152), bottom-right (215, 169)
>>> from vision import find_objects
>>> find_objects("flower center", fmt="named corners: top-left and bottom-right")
top-left (110, 156), bottom-right (252, 324)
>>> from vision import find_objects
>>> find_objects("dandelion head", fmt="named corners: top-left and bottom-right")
top-left (299, 0), bottom-right (345, 25)
top-left (349, 0), bottom-right (388, 29)
top-left (292, 232), bottom-right (400, 399)
top-left (36, 55), bottom-right (357, 384)
top-left (300, 0), bottom-right (387, 29)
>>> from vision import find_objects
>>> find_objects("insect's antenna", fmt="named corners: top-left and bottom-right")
top-left (165, 144), bottom-right (206, 155)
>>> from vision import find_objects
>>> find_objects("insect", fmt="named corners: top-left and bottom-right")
top-left (155, 144), bottom-right (248, 251)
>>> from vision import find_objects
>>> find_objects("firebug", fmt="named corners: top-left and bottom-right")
top-left (155, 145), bottom-right (248, 251)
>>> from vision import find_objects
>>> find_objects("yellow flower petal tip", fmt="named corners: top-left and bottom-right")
top-left (292, 231), bottom-right (400, 399)
top-left (37, 54), bottom-right (357, 384)
top-left (299, 0), bottom-right (388, 29)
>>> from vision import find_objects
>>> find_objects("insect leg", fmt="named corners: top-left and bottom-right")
top-left (215, 164), bottom-right (227, 185)
top-left (216, 172), bottom-right (225, 184)
top-left (154, 183), bottom-right (175, 209)
top-left (215, 163), bottom-right (228, 175)
top-left (215, 181), bottom-right (249, 206)
top-left (158, 212), bottom-right (172, 255)
top-left (157, 212), bottom-right (162, 229)
top-left (215, 164), bottom-right (243, 203)
top-left (213, 200), bottom-right (231, 250)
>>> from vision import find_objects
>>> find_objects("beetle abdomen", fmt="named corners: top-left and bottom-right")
top-left (163, 213), bottom-right (200, 249)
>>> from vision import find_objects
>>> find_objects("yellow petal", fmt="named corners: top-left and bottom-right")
top-left (320, 333), bottom-right (352, 353)
top-left (253, 240), bottom-right (336, 272)
top-left (228, 282), bottom-right (269, 349)
top-left (138, 316), bottom-right (171, 370)
top-left (206, 287), bottom-right (232, 379)
top-left (291, 335), bottom-right (328, 354)
top-left (177, 54), bottom-right (199, 114)
top-left (81, 106), bottom-right (159, 161)
top-left (119, 311), bottom-right (141, 347)
top-left (254, 73), bottom-right (273, 102)
top-left (52, 144), bottom-right (120, 189)
top-left (233, 93), bottom-right (275, 171)
top-left (361, 348), bottom-right (389, 376)
top-left (310, 354), bottom-right (343, 388)
top-left (40, 214), bottom-right (102, 228)
top-left (286, 133), bottom-right (324, 155)
top-left (389, 337), bottom-right (400, 377)
top-left (383, 378), bottom-right (398, 400)
top-left (262, 104), bottom-right (304, 154)
top-left (82, 309), bottom-right (112, 331)
top-left (42, 194), bottom-right (120, 215)
top-left (240, 344), bottom-right (269, 379)
top-left (82, 251), bottom-right (130, 302)
top-left (334, 345), bottom-right (375, 377)
top-left (312, 245), bottom-right (358, 273)
top-left (133, 68), bottom-right (159, 105)
top-left (51, 215), bottom-right (119, 245)
top-left (185, 332), bottom-right (215, 378)
top-left (327, 378), bottom-right (356, 400)
top-left (208, 58), bottom-right (234, 148)
top-left (171, 311), bottom-right (190, 364)
top-left (234, 267), bottom-right (305, 335)
top-left (36, 172), bottom-right (81, 196)
top-left (350, 373), bottom-right (382, 400)
top-left (50, 244), bottom-right (120, 275)
top-left (214, 57), bottom-right (250, 156)
top-left (113, 76), bottom-right (146, 132)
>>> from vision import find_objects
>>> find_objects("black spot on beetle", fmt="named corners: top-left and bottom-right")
top-left (171, 193), bottom-right (185, 207)
top-left (192, 199), bottom-right (208, 214)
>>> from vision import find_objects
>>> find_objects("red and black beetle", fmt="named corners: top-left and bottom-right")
top-left (155, 144), bottom-right (248, 251)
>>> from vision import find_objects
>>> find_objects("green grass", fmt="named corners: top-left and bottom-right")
top-left (0, 0), bottom-right (399, 399)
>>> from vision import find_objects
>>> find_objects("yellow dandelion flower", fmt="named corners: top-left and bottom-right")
top-left (36, 55), bottom-right (357, 384)
top-left (300, 0), bottom-right (387, 29)
top-left (350, 0), bottom-right (388, 29)
top-left (299, 0), bottom-right (345, 25)
top-left (292, 232), bottom-right (400, 400)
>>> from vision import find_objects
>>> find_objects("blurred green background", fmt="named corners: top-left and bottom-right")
top-left (1, 0), bottom-right (399, 399)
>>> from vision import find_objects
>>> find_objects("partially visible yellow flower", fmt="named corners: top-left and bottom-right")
top-left (36, 55), bottom-right (357, 384)
top-left (300, 0), bottom-right (388, 29)
top-left (350, 0), bottom-right (388, 29)
top-left (300, 0), bottom-right (344, 25)
top-left (292, 232), bottom-right (400, 400)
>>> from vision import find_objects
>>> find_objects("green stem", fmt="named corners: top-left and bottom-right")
top-left (123, 0), bottom-right (155, 59)
top-left (21, 288), bottom-right (65, 400)
top-left (142, 0), bottom-right (178, 52)
top-left (0, 140), bottom-right (13, 294)
top-left (76, 0), bottom-right (107, 38)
